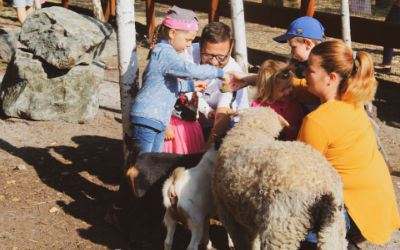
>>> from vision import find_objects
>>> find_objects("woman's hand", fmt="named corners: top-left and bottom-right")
top-left (194, 80), bottom-right (208, 92)
top-left (164, 125), bottom-right (175, 141)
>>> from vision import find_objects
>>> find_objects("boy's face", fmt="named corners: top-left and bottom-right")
top-left (288, 38), bottom-right (314, 62)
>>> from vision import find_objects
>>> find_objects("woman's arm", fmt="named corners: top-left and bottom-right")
top-left (297, 116), bottom-right (329, 155)
top-left (228, 72), bottom-right (257, 91)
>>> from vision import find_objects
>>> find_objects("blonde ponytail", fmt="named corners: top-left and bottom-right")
top-left (341, 51), bottom-right (377, 106)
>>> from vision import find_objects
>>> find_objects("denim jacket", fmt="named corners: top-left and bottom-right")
top-left (130, 40), bottom-right (224, 131)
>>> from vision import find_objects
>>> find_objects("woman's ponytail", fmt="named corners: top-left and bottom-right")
top-left (341, 51), bottom-right (377, 106)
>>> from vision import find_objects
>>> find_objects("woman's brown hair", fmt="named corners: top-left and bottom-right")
top-left (311, 40), bottom-right (377, 106)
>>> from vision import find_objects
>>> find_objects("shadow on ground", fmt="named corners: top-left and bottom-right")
top-left (0, 136), bottom-right (129, 248)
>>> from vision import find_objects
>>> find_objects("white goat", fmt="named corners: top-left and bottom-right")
top-left (162, 146), bottom-right (218, 250)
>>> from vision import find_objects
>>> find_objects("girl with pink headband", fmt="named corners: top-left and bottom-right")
top-left (130, 5), bottom-right (229, 155)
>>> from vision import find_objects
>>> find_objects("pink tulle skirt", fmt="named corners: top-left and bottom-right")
top-left (163, 116), bottom-right (205, 154)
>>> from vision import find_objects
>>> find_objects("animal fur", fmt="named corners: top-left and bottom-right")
top-left (212, 107), bottom-right (347, 250)
top-left (162, 146), bottom-right (218, 250)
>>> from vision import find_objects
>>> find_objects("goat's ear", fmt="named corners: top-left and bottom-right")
top-left (277, 114), bottom-right (289, 127)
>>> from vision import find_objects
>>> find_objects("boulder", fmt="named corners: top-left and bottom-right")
top-left (19, 6), bottom-right (113, 69)
top-left (0, 49), bottom-right (104, 123)
top-left (0, 32), bottom-right (19, 63)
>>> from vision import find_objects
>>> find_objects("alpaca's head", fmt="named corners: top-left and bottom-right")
top-left (233, 107), bottom-right (289, 138)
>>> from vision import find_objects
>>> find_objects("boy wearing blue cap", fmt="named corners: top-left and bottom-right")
top-left (274, 16), bottom-right (325, 79)
top-left (273, 16), bottom-right (325, 110)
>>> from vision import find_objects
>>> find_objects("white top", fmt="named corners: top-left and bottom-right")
top-left (192, 43), bottom-right (249, 113)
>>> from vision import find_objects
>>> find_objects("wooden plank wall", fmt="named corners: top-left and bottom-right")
top-left (154, 0), bottom-right (400, 48)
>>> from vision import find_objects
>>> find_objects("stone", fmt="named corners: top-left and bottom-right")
top-left (0, 49), bottom-right (104, 123)
top-left (0, 32), bottom-right (20, 63)
top-left (19, 6), bottom-right (113, 69)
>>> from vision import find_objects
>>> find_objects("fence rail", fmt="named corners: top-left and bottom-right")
top-left (154, 0), bottom-right (400, 48)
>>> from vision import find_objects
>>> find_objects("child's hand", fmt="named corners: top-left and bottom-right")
top-left (194, 80), bottom-right (208, 92)
top-left (208, 111), bottom-right (216, 119)
top-left (164, 125), bottom-right (175, 141)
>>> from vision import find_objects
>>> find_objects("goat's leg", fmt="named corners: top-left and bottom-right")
top-left (163, 209), bottom-right (177, 250)
top-left (187, 217), bottom-right (203, 250)
top-left (200, 218), bottom-right (211, 250)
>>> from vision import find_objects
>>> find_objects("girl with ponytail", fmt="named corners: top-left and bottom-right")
top-left (298, 40), bottom-right (400, 246)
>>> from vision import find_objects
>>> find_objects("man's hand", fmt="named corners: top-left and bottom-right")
top-left (194, 80), bottom-right (208, 92)
top-left (227, 72), bottom-right (257, 91)
top-left (164, 124), bottom-right (175, 141)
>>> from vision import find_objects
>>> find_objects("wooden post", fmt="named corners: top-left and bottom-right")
top-left (230, 0), bottom-right (248, 73)
top-left (146, 0), bottom-right (155, 37)
top-left (300, 0), bottom-right (315, 17)
top-left (103, 0), bottom-right (111, 22)
top-left (92, 0), bottom-right (105, 22)
top-left (209, 0), bottom-right (220, 23)
top-left (116, 0), bottom-right (140, 170)
top-left (34, 0), bottom-right (41, 10)
top-left (111, 0), bottom-right (116, 17)
top-left (341, 0), bottom-right (352, 47)
top-left (62, 0), bottom-right (69, 8)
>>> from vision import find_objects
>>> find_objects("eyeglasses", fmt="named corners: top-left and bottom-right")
top-left (200, 46), bottom-right (231, 64)
top-left (200, 52), bottom-right (229, 63)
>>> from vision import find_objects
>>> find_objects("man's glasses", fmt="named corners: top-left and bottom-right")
top-left (200, 53), bottom-right (229, 63)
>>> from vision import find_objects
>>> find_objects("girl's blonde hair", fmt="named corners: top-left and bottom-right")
top-left (254, 60), bottom-right (293, 104)
top-left (310, 40), bottom-right (377, 106)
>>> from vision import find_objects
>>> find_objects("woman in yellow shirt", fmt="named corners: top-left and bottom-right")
top-left (298, 40), bottom-right (400, 246)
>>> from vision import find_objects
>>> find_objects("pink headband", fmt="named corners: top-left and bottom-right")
top-left (162, 6), bottom-right (199, 31)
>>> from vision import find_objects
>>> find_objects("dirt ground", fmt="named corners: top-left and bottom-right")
top-left (0, 1), bottom-right (400, 249)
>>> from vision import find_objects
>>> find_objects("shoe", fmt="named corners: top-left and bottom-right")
top-left (104, 206), bottom-right (125, 232)
top-left (374, 64), bottom-right (391, 73)
top-left (374, 64), bottom-right (391, 70)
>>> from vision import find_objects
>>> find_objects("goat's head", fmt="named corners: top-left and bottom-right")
top-left (232, 107), bottom-right (289, 138)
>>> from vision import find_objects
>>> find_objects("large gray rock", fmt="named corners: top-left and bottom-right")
top-left (19, 6), bottom-right (113, 69)
top-left (0, 49), bottom-right (104, 123)
top-left (0, 32), bottom-right (19, 63)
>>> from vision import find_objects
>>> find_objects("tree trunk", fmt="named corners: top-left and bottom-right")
top-left (116, 0), bottom-right (139, 170)
top-left (341, 0), bottom-right (352, 47)
top-left (230, 0), bottom-right (248, 73)
top-left (34, 0), bottom-right (41, 10)
top-left (92, 0), bottom-right (105, 22)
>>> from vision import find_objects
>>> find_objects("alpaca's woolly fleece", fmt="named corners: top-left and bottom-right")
top-left (212, 107), bottom-right (347, 250)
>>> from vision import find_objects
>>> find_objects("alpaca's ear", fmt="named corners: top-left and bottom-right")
top-left (277, 114), bottom-right (289, 127)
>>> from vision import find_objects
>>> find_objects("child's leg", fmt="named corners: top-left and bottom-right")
top-left (132, 124), bottom-right (159, 154)
top-left (151, 129), bottom-right (166, 153)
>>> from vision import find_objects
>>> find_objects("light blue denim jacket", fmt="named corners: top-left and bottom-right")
top-left (130, 40), bottom-right (224, 131)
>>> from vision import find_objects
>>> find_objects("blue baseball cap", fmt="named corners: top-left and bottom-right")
top-left (273, 16), bottom-right (325, 43)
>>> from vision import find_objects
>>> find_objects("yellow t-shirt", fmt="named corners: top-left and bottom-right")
top-left (297, 101), bottom-right (400, 245)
